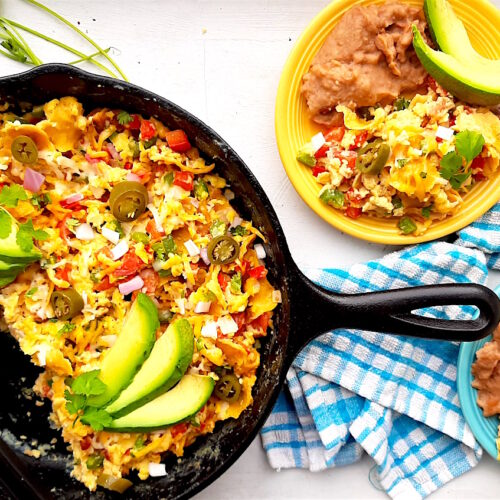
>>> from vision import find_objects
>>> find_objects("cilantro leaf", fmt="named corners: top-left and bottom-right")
top-left (0, 210), bottom-right (12, 238)
top-left (455, 130), bottom-right (485, 163)
top-left (449, 172), bottom-right (471, 189)
top-left (117, 110), bottom-right (132, 125)
top-left (80, 406), bottom-right (112, 431)
top-left (440, 151), bottom-right (462, 180)
top-left (0, 184), bottom-right (28, 207)
top-left (16, 219), bottom-right (49, 253)
top-left (64, 390), bottom-right (86, 415)
top-left (422, 206), bottom-right (432, 218)
top-left (230, 225), bottom-right (247, 237)
top-left (71, 370), bottom-right (107, 396)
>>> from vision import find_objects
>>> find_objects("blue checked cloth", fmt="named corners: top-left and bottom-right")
top-left (261, 202), bottom-right (500, 499)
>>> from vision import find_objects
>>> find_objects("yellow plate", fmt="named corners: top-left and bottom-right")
top-left (275, 0), bottom-right (500, 245)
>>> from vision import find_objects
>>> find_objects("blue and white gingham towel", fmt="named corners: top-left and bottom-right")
top-left (261, 202), bottom-right (500, 499)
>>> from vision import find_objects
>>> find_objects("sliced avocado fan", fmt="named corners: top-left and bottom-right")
top-left (412, 27), bottom-right (500, 106)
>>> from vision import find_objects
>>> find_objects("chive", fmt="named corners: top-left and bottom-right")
top-left (26, 0), bottom-right (128, 80)
top-left (131, 232), bottom-right (150, 244)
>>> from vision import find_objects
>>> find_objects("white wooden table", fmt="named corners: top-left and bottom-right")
top-left (1, 1), bottom-right (499, 498)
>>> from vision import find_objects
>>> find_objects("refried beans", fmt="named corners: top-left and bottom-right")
top-left (302, 2), bottom-right (428, 126)
top-left (472, 325), bottom-right (500, 418)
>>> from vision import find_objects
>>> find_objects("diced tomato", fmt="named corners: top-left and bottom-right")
top-left (80, 436), bottom-right (92, 451)
top-left (171, 422), bottom-right (189, 438)
top-left (95, 276), bottom-right (114, 292)
top-left (146, 219), bottom-right (165, 241)
top-left (139, 268), bottom-right (159, 294)
top-left (58, 215), bottom-right (72, 241)
top-left (140, 120), bottom-right (156, 141)
top-left (250, 312), bottom-right (270, 332)
top-left (104, 450), bottom-right (111, 461)
top-left (448, 114), bottom-right (456, 127)
top-left (218, 272), bottom-right (230, 290)
top-left (166, 130), bottom-right (191, 153)
top-left (472, 156), bottom-right (487, 181)
top-left (346, 206), bottom-right (362, 219)
top-left (325, 126), bottom-right (345, 143)
top-left (232, 312), bottom-right (246, 331)
top-left (124, 448), bottom-right (131, 456)
top-left (314, 144), bottom-right (329, 159)
top-left (350, 131), bottom-right (368, 150)
top-left (114, 251), bottom-right (144, 278)
top-left (436, 136), bottom-right (443, 143)
top-left (55, 264), bottom-right (71, 282)
top-left (128, 114), bottom-right (141, 130)
top-left (346, 188), bottom-right (363, 204)
top-left (248, 266), bottom-right (267, 280)
top-left (173, 171), bottom-right (194, 192)
top-left (312, 165), bottom-right (327, 177)
top-left (426, 75), bottom-right (438, 91)
top-left (124, 162), bottom-right (133, 170)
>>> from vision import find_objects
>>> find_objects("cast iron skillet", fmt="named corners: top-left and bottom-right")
top-left (0, 64), bottom-right (499, 500)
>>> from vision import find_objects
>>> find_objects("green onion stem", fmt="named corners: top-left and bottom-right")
top-left (1, 18), bottom-right (42, 64)
top-left (68, 48), bottom-right (110, 65)
top-left (25, 0), bottom-right (128, 81)
top-left (0, 46), bottom-right (27, 63)
top-left (4, 18), bottom-right (118, 79)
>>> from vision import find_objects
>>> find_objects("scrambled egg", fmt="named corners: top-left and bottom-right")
top-left (303, 83), bottom-right (500, 235)
top-left (0, 97), bottom-right (278, 491)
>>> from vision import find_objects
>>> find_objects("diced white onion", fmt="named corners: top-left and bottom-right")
top-left (200, 247), bottom-right (210, 266)
top-left (254, 243), bottom-right (266, 259)
top-left (217, 316), bottom-right (238, 335)
top-left (36, 345), bottom-right (49, 367)
top-left (148, 463), bottom-right (167, 477)
top-left (194, 301), bottom-right (211, 314)
top-left (82, 291), bottom-right (88, 306)
top-left (224, 189), bottom-right (235, 201)
top-left (190, 198), bottom-right (200, 209)
top-left (184, 239), bottom-right (200, 257)
top-left (101, 226), bottom-right (120, 245)
top-left (230, 216), bottom-right (242, 229)
top-left (436, 125), bottom-right (454, 141)
top-left (272, 290), bottom-right (282, 303)
top-left (311, 132), bottom-right (326, 152)
top-left (100, 335), bottom-right (117, 347)
top-left (147, 204), bottom-right (164, 233)
top-left (75, 223), bottom-right (95, 241)
top-left (175, 298), bottom-right (186, 315)
top-left (201, 321), bottom-right (217, 339)
top-left (413, 148), bottom-right (423, 156)
top-left (111, 240), bottom-right (129, 261)
top-left (152, 260), bottom-right (165, 272)
top-left (118, 275), bottom-right (144, 295)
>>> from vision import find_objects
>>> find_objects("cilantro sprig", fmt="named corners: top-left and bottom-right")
top-left (0, 184), bottom-right (28, 207)
top-left (439, 130), bottom-right (485, 189)
top-left (117, 110), bottom-right (132, 125)
top-left (64, 370), bottom-right (112, 431)
top-left (16, 219), bottom-right (49, 252)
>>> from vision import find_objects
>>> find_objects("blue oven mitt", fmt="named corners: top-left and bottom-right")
top-left (261, 202), bottom-right (500, 499)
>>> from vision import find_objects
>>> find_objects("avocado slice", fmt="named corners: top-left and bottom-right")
top-left (106, 374), bottom-right (215, 432)
top-left (0, 258), bottom-right (26, 277)
top-left (0, 208), bottom-right (42, 263)
top-left (87, 293), bottom-right (159, 407)
top-left (296, 143), bottom-right (317, 167)
top-left (105, 318), bottom-right (194, 417)
top-left (0, 275), bottom-right (16, 288)
top-left (424, 0), bottom-right (500, 71)
top-left (412, 27), bottom-right (500, 106)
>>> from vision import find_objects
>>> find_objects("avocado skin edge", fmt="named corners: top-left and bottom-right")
top-left (412, 27), bottom-right (500, 107)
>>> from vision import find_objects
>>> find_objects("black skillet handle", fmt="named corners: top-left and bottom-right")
top-left (287, 269), bottom-right (500, 362)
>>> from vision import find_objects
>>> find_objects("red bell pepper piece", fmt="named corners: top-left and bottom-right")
top-left (166, 130), bottom-right (191, 153)
top-left (314, 144), bottom-right (329, 159)
top-left (312, 165), bottom-right (327, 177)
top-left (128, 114), bottom-right (141, 130)
top-left (346, 206), bottom-right (362, 219)
top-left (218, 273), bottom-right (230, 290)
top-left (173, 171), bottom-right (194, 191)
top-left (140, 120), bottom-right (156, 141)
top-left (350, 131), bottom-right (368, 150)
top-left (248, 266), bottom-right (267, 280)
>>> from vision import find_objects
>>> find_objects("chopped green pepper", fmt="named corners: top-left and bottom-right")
top-left (398, 216), bottom-right (417, 235)
top-left (86, 453), bottom-right (104, 470)
top-left (319, 188), bottom-right (344, 209)
top-left (131, 232), bottom-right (150, 244)
top-left (210, 220), bottom-right (226, 238)
top-left (194, 180), bottom-right (209, 200)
